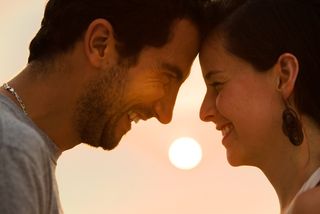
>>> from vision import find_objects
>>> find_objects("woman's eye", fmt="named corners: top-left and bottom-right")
top-left (210, 82), bottom-right (223, 92)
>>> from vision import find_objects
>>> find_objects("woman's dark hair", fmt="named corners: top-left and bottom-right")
top-left (204, 0), bottom-right (320, 126)
top-left (28, 0), bottom-right (205, 63)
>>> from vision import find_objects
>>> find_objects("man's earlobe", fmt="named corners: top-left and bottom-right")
top-left (84, 19), bottom-right (115, 68)
top-left (276, 53), bottom-right (299, 99)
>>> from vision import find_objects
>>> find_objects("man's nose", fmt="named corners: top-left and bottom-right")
top-left (154, 96), bottom-right (176, 124)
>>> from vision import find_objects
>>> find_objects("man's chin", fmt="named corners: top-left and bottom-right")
top-left (100, 123), bottom-right (129, 150)
top-left (100, 136), bottom-right (122, 151)
top-left (102, 143), bottom-right (119, 151)
top-left (83, 136), bottom-right (120, 151)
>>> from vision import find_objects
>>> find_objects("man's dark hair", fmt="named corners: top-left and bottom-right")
top-left (28, 0), bottom-right (205, 63)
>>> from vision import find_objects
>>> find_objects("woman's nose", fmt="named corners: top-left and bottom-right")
top-left (199, 92), bottom-right (216, 122)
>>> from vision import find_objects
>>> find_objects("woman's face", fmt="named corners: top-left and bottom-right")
top-left (199, 34), bottom-right (284, 167)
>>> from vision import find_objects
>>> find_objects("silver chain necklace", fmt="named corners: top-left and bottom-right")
top-left (2, 83), bottom-right (28, 115)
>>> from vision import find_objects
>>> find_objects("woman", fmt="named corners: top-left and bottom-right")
top-left (199, 0), bottom-right (320, 213)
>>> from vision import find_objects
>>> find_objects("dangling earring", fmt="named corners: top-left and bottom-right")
top-left (282, 103), bottom-right (304, 146)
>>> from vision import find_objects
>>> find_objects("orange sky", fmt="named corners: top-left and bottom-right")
top-left (0, 1), bottom-right (279, 213)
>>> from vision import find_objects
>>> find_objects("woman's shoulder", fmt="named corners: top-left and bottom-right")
top-left (291, 186), bottom-right (320, 214)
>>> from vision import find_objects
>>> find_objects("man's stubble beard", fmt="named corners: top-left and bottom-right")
top-left (73, 65), bottom-right (129, 150)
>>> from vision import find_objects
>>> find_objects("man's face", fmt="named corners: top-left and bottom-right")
top-left (75, 19), bottom-right (200, 150)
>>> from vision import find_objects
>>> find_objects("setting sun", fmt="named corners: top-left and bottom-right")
top-left (168, 137), bottom-right (202, 170)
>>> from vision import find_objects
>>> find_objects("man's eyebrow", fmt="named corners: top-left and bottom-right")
top-left (161, 62), bottom-right (184, 81)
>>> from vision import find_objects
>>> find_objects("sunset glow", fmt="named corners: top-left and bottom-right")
top-left (0, 1), bottom-right (280, 213)
top-left (169, 137), bottom-right (202, 170)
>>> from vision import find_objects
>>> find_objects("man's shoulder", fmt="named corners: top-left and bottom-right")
top-left (0, 105), bottom-right (45, 155)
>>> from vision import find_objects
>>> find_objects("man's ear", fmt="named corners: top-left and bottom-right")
top-left (275, 53), bottom-right (299, 99)
top-left (84, 18), bottom-right (117, 68)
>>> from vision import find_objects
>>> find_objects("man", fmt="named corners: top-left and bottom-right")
top-left (0, 0), bottom-right (203, 213)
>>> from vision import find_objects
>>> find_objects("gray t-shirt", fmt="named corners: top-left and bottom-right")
top-left (0, 94), bottom-right (63, 214)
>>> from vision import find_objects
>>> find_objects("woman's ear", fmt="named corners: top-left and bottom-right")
top-left (276, 53), bottom-right (299, 99)
top-left (83, 18), bottom-right (117, 68)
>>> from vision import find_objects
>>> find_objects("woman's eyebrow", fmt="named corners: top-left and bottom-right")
top-left (204, 69), bottom-right (223, 81)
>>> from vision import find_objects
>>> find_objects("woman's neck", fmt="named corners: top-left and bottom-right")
top-left (261, 116), bottom-right (320, 212)
top-left (265, 165), bottom-right (302, 210)
top-left (259, 148), bottom-right (315, 212)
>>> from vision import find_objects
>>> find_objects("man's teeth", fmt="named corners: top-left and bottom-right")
top-left (128, 111), bottom-right (140, 123)
top-left (133, 117), bottom-right (140, 123)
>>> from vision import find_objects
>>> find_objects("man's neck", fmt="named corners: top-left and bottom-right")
top-left (7, 64), bottom-right (83, 151)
